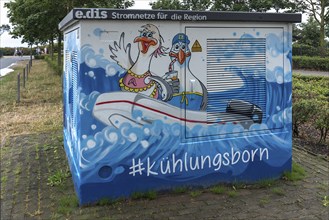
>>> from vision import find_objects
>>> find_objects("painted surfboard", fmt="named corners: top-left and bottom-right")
top-left (93, 92), bottom-right (261, 129)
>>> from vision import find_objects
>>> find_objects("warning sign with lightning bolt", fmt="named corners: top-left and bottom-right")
top-left (192, 40), bottom-right (202, 52)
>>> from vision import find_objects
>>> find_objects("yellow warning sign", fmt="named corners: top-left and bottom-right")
top-left (192, 40), bottom-right (202, 52)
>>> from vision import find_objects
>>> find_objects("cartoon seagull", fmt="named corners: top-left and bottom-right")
top-left (165, 33), bottom-right (207, 111)
top-left (109, 24), bottom-right (173, 101)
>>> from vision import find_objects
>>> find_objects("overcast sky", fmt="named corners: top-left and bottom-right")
top-left (1, 0), bottom-right (307, 48)
top-left (0, 0), bottom-right (152, 48)
top-left (0, 0), bottom-right (28, 48)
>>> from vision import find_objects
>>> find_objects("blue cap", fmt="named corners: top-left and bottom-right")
top-left (172, 33), bottom-right (190, 45)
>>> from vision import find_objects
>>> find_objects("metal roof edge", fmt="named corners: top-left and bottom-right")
top-left (59, 10), bottom-right (74, 31)
top-left (59, 8), bottom-right (302, 31)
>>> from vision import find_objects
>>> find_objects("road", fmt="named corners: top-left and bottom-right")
top-left (0, 56), bottom-right (30, 69)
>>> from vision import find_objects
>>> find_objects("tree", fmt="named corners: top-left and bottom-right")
top-left (295, 17), bottom-right (321, 47)
top-left (182, 0), bottom-right (212, 10)
top-left (326, 25), bottom-right (329, 48)
top-left (0, 25), bottom-right (10, 36)
top-left (210, 0), bottom-right (298, 12)
top-left (292, 0), bottom-right (329, 56)
top-left (151, 0), bottom-right (301, 12)
top-left (151, 0), bottom-right (212, 10)
top-left (6, 0), bottom-right (65, 62)
top-left (150, 0), bottom-right (187, 10)
top-left (5, 0), bottom-right (134, 68)
top-left (210, 0), bottom-right (250, 11)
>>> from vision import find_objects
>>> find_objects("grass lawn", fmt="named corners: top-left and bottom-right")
top-left (0, 59), bottom-right (62, 139)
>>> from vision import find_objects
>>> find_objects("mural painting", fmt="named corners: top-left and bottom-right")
top-left (62, 14), bottom-right (295, 204)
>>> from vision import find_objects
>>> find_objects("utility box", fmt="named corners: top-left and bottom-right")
top-left (59, 8), bottom-right (301, 205)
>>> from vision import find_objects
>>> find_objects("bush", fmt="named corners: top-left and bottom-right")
top-left (0, 47), bottom-right (31, 56)
top-left (292, 100), bottom-right (316, 137)
top-left (293, 75), bottom-right (329, 142)
top-left (0, 47), bottom-right (14, 56)
top-left (293, 75), bottom-right (329, 101)
top-left (292, 56), bottom-right (329, 71)
top-left (292, 43), bottom-right (329, 57)
top-left (34, 55), bottom-right (46, 59)
top-left (314, 103), bottom-right (329, 143)
top-left (44, 55), bottom-right (62, 75)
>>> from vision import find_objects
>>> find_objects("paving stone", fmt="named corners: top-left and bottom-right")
top-left (177, 207), bottom-right (200, 216)
top-left (1, 133), bottom-right (329, 219)
top-left (298, 215), bottom-right (322, 220)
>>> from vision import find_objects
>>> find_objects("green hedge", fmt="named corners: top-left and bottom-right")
top-left (34, 55), bottom-right (46, 59)
top-left (0, 47), bottom-right (51, 56)
top-left (293, 75), bottom-right (329, 143)
top-left (44, 55), bottom-right (62, 75)
top-left (0, 47), bottom-right (15, 56)
top-left (292, 44), bottom-right (329, 57)
top-left (292, 56), bottom-right (329, 71)
top-left (0, 47), bottom-right (31, 56)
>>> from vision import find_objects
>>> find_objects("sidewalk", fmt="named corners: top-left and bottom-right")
top-left (1, 131), bottom-right (328, 220)
top-left (293, 69), bottom-right (329, 77)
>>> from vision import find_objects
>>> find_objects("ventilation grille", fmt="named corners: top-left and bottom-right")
top-left (64, 50), bottom-right (70, 129)
top-left (207, 38), bottom-right (266, 123)
top-left (65, 51), bottom-right (70, 75)
top-left (71, 51), bottom-right (78, 129)
top-left (65, 50), bottom-right (79, 130)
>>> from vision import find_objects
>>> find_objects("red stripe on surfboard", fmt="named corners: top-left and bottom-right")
top-left (95, 100), bottom-right (212, 124)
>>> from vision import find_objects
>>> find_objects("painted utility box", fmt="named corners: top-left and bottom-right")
top-left (59, 8), bottom-right (301, 205)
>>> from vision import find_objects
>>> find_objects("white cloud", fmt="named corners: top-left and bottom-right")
top-left (0, 1), bottom-right (29, 48)
top-left (129, 0), bottom-right (152, 9)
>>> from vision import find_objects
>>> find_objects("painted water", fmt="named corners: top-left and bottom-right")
top-left (63, 28), bottom-right (292, 199)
